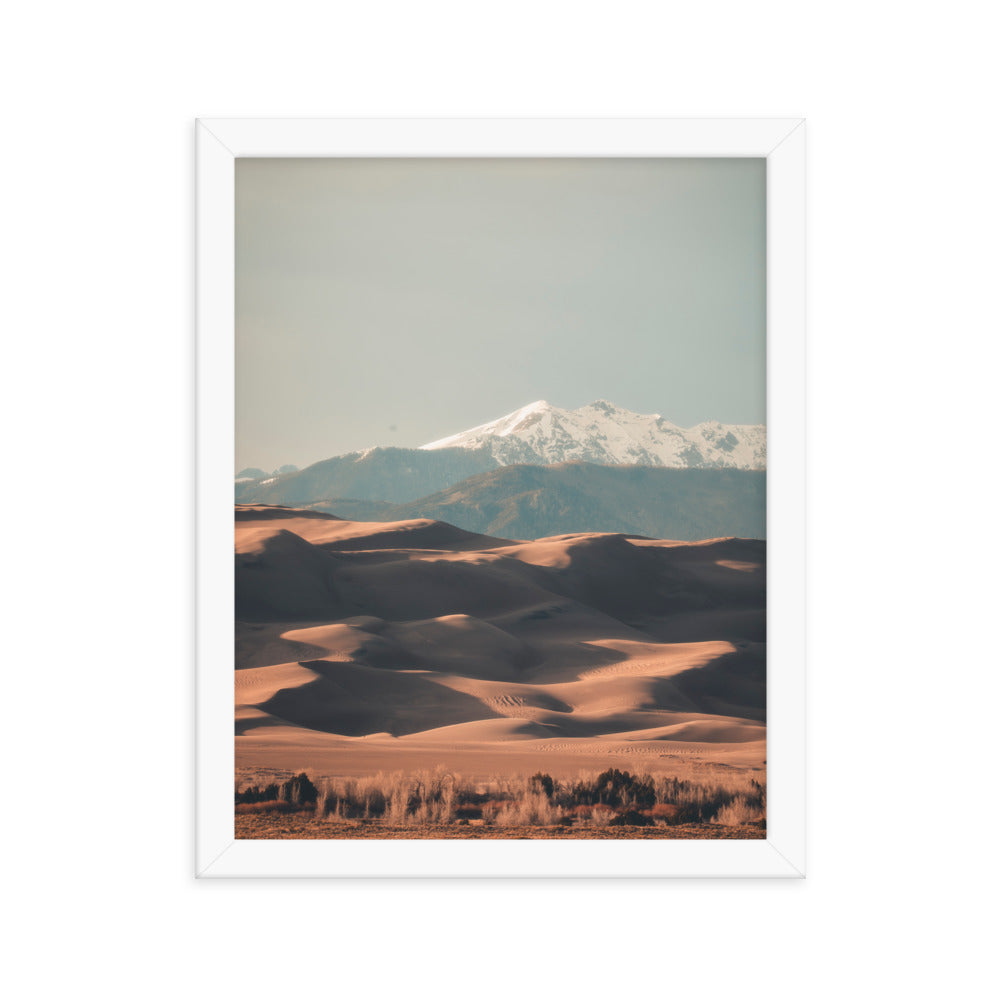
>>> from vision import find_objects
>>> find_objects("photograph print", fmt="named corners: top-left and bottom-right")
top-left (234, 157), bottom-right (766, 839)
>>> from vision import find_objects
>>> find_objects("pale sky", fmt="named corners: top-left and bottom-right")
top-left (236, 157), bottom-right (765, 472)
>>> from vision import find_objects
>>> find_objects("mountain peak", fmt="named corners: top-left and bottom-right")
top-left (420, 400), bottom-right (765, 470)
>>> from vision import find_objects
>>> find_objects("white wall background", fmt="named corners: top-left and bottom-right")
top-left (4, 3), bottom-right (996, 997)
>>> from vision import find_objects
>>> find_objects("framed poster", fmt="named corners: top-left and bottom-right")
top-left (197, 118), bottom-right (805, 877)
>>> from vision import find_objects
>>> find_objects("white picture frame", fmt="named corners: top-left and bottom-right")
top-left (197, 117), bottom-right (805, 878)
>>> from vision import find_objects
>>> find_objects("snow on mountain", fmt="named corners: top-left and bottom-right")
top-left (420, 399), bottom-right (766, 470)
top-left (234, 464), bottom-right (299, 483)
top-left (235, 467), bottom-right (267, 482)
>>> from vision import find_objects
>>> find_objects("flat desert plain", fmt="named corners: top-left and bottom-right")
top-left (234, 504), bottom-right (766, 837)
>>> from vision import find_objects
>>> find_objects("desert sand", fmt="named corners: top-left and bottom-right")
top-left (235, 504), bottom-right (765, 792)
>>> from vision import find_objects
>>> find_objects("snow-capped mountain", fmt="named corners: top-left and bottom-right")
top-left (420, 400), bottom-right (766, 470)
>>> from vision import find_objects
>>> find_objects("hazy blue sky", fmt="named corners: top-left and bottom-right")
top-left (236, 157), bottom-right (765, 472)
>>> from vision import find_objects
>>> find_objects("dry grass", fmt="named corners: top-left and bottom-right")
top-left (234, 765), bottom-right (766, 839)
top-left (234, 800), bottom-right (301, 815)
top-left (711, 796), bottom-right (766, 825)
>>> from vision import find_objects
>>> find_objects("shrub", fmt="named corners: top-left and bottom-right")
top-left (608, 809), bottom-right (654, 827)
top-left (236, 772), bottom-right (318, 807)
top-left (646, 803), bottom-right (681, 822)
top-left (529, 772), bottom-right (555, 798)
top-left (235, 782), bottom-right (281, 804)
top-left (585, 769), bottom-right (656, 809)
top-left (282, 773), bottom-right (318, 806)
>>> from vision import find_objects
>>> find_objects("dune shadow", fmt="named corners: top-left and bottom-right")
top-left (256, 660), bottom-right (508, 738)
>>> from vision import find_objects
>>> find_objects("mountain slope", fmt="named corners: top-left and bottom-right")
top-left (421, 399), bottom-right (766, 470)
top-left (234, 445), bottom-right (499, 505)
top-left (307, 463), bottom-right (766, 541)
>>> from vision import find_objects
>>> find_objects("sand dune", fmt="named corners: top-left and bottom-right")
top-left (236, 503), bottom-right (509, 552)
top-left (235, 504), bottom-right (766, 780)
